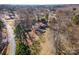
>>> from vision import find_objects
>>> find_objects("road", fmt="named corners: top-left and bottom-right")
top-left (1, 18), bottom-right (16, 55)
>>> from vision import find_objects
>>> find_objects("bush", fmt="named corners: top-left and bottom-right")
top-left (30, 40), bottom-right (41, 55)
top-left (72, 15), bottom-right (79, 25)
top-left (16, 40), bottom-right (41, 55)
top-left (16, 42), bottom-right (31, 55)
top-left (0, 20), bottom-right (3, 29)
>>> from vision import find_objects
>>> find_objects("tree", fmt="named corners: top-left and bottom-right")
top-left (73, 8), bottom-right (76, 11)
top-left (14, 22), bottom-right (28, 42)
top-left (72, 8), bottom-right (77, 15)
top-left (45, 14), bottom-right (49, 20)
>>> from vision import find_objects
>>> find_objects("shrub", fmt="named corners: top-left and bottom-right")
top-left (30, 40), bottom-right (41, 55)
top-left (72, 15), bottom-right (79, 25)
top-left (0, 20), bottom-right (3, 29)
top-left (16, 42), bottom-right (31, 55)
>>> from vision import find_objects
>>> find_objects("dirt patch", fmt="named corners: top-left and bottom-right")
top-left (39, 29), bottom-right (56, 55)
